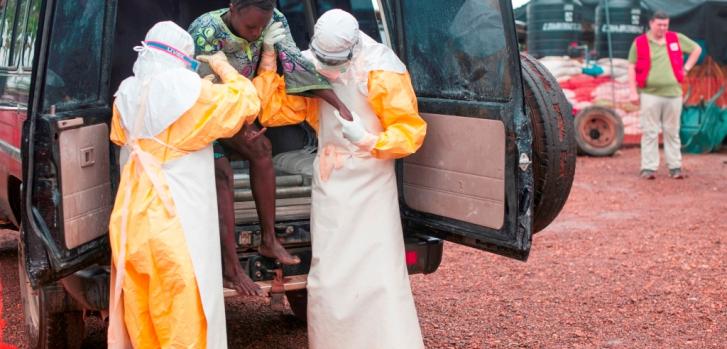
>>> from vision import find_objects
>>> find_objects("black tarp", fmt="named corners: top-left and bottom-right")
top-left (514, 0), bottom-right (727, 63)
top-left (664, 1), bottom-right (727, 64)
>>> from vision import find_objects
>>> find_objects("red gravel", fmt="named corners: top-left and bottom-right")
top-left (412, 147), bottom-right (727, 348)
top-left (1, 232), bottom-right (20, 349)
top-left (2, 147), bottom-right (726, 348)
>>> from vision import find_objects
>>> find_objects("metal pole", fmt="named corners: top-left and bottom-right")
top-left (604, 0), bottom-right (617, 108)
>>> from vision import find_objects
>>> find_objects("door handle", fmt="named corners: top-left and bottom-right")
top-left (58, 117), bottom-right (84, 130)
top-left (80, 146), bottom-right (95, 167)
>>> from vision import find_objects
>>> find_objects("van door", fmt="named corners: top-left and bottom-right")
top-left (382, 0), bottom-right (535, 260)
top-left (21, 0), bottom-right (117, 286)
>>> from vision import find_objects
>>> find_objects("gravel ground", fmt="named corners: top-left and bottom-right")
top-left (1, 147), bottom-right (726, 348)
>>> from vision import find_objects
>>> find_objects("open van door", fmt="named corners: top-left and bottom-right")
top-left (21, 0), bottom-right (118, 287)
top-left (382, 0), bottom-right (534, 260)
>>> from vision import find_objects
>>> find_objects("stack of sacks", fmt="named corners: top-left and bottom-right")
top-left (538, 56), bottom-right (583, 82)
top-left (558, 74), bottom-right (611, 112)
top-left (597, 58), bottom-right (630, 83)
top-left (538, 56), bottom-right (584, 112)
top-left (557, 68), bottom-right (641, 140)
top-left (591, 80), bottom-right (641, 137)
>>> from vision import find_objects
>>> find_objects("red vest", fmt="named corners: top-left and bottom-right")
top-left (634, 32), bottom-right (684, 88)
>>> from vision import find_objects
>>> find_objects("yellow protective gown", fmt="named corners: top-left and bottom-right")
top-left (253, 38), bottom-right (427, 348)
top-left (108, 60), bottom-right (259, 349)
top-left (254, 69), bottom-right (426, 158)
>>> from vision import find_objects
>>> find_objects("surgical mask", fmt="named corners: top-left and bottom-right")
top-left (142, 40), bottom-right (200, 72)
top-left (316, 60), bottom-right (351, 81)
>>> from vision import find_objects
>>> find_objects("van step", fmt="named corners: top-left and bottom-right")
top-left (223, 274), bottom-right (307, 297)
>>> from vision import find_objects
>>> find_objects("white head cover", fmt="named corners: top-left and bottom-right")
top-left (114, 21), bottom-right (202, 140)
top-left (306, 9), bottom-right (406, 92)
top-left (310, 9), bottom-right (360, 61)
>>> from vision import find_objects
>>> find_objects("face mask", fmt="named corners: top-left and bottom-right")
top-left (143, 40), bottom-right (200, 72)
top-left (310, 36), bottom-right (358, 80)
top-left (317, 61), bottom-right (351, 81)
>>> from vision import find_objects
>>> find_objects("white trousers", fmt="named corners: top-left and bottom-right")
top-left (640, 93), bottom-right (683, 171)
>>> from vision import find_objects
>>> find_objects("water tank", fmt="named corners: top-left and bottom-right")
top-left (595, 0), bottom-right (644, 59)
top-left (527, 0), bottom-right (584, 58)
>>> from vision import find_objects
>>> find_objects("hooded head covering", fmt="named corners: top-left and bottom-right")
top-left (305, 10), bottom-right (406, 89)
top-left (310, 9), bottom-right (360, 63)
top-left (114, 21), bottom-right (202, 139)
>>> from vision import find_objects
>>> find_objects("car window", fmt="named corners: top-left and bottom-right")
top-left (315, 0), bottom-right (382, 42)
top-left (42, 0), bottom-right (107, 112)
top-left (276, 0), bottom-right (310, 49)
top-left (277, 0), bottom-right (383, 49)
top-left (10, 0), bottom-right (28, 68)
top-left (400, 0), bottom-right (512, 101)
top-left (21, 0), bottom-right (40, 69)
top-left (0, 0), bottom-right (19, 67)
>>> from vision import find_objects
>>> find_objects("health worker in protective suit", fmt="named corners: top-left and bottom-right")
top-left (108, 21), bottom-right (260, 349)
top-left (252, 9), bottom-right (427, 349)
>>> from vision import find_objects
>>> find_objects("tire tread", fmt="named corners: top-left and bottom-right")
top-left (520, 53), bottom-right (577, 233)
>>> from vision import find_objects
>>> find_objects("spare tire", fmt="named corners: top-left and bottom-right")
top-left (574, 106), bottom-right (624, 157)
top-left (519, 53), bottom-right (577, 233)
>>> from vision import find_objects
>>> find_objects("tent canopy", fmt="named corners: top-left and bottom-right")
top-left (514, 0), bottom-right (727, 64)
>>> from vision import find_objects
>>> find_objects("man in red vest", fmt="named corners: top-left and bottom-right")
top-left (628, 10), bottom-right (701, 180)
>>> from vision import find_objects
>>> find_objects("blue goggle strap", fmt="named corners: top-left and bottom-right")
top-left (144, 40), bottom-right (200, 71)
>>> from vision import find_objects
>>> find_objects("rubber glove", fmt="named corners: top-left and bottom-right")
top-left (334, 110), bottom-right (370, 144)
top-left (197, 51), bottom-right (235, 81)
top-left (196, 51), bottom-right (228, 66)
top-left (258, 22), bottom-right (285, 72)
top-left (263, 21), bottom-right (286, 52)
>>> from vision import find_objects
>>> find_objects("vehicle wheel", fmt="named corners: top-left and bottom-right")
top-left (18, 242), bottom-right (85, 349)
top-left (286, 289), bottom-right (307, 322)
top-left (520, 53), bottom-right (577, 233)
top-left (574, 106), bottom-right (624, 157)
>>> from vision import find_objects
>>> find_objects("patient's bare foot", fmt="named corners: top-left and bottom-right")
top-left (259, 236), bottom-right (301, 265)
top-left (223, 258), bottom-right (261, 296)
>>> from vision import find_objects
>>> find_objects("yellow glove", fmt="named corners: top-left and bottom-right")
top-left (197, 51), bottom-right (236, 82)
top-left (196, 51), bottom-right (228, 66)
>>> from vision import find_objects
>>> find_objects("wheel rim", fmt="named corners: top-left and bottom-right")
top-left (19, 249), bottom-right (40, 344)
top-left (578, 113), bottom-right (616, 148)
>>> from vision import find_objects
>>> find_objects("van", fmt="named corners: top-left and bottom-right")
top-left (0, 0), bottom-right (576, 347)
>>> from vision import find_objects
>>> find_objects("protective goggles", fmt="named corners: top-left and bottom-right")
top-left (310, 35), bottom-right (359, 67)
top-left (144, 40), bottom-right (200, 72)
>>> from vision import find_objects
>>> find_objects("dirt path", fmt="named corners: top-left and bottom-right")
top-left (1, 148), bottom-right (726, 348)
top-left (411, 147), bottom-right (727, 348)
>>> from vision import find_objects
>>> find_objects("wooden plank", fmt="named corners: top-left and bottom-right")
top-left (223, 274), bottom-right (307, 297)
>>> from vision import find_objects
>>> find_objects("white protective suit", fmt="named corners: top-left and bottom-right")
top-left (108, 21), bottom-right (260, 348)
top-left (253, 9), bottom-right (427, 349)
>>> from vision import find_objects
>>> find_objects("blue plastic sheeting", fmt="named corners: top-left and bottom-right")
top-left (680, 89), bottom-right (727, 153)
